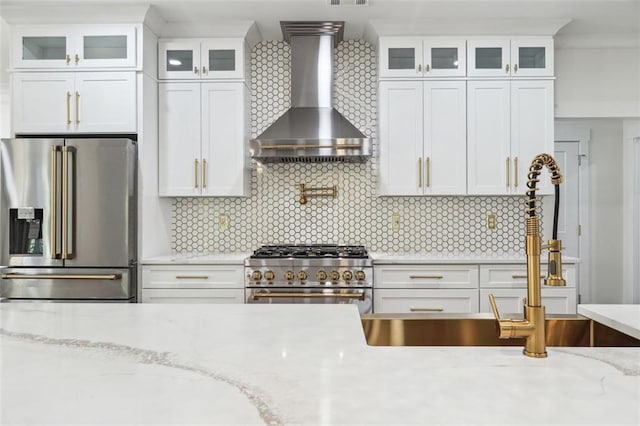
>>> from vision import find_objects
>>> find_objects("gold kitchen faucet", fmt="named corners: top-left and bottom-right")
top-left (488, 153), bottom-right (566, 358)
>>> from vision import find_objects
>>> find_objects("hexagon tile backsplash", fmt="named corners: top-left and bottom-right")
top-left (171, 40), bottom-right (538, 254)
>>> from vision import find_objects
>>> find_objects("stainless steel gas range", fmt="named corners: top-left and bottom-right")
top-left (244, 245), bottom-right (373, 314)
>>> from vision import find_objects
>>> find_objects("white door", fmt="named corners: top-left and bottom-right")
top-left (200, 39), bottom-right (244, 79)
top-left (378, 81), bottom-right (424, 195)
top-left (76, 25), bottom-right (136, 68)
top-left (74, 72), bottom-right (136, 133)
top-left (422, 38), bottom-right (466, 77)
top-left (467, 39), bottom-right (511, 77)
top-left (158, 82), bottom-right (202, 196)
top-left (12, 72), bottom-right (75, 133)
top-left (159, 40), bottom-right (200, 80)
top-left (423, 80), bottom-right (466, 195)
top-left (12, 27), bottom-right (73, 69)
top-left (511, 80), bottom-right (554, 195)
top-left (201, 82), bottom-right (246, 196)
top-left (378, 37), bottom-right (424, 78)
top-left (554, 142), bottom-right (581, 258)
top-left (467, 80), bottom-right (511, 195)
top-left (510, 37), bottom-right (554, 77)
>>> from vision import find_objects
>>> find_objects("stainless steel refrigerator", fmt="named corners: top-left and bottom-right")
top-left (0, 138), bottom-right (137, 302)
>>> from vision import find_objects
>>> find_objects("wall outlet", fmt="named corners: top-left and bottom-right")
top-left (391, 213), bottom-right (400, 231)
top-left (219, 213), bottom-right (230, 231)
top-left (487, 213), bottom-right (497, 230)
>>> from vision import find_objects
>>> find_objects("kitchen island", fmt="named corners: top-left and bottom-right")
top-left (1, 304), bottom-right (638, 425)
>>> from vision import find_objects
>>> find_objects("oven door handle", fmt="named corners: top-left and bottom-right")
top-left (252, 291), bottom-right (366, 301)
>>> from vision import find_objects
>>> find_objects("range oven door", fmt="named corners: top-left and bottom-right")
top-left (246, 287), bottom-right (372, 314)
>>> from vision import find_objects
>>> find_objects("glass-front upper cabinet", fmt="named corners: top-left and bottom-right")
top-left (468, 37), bottom-right (553, 77)
top-left (159, 39), bottom-right (245, 80)
top-left (12, 25), bottom-right (137, 69)
top-left (379, 37), bottom-right (466, 78)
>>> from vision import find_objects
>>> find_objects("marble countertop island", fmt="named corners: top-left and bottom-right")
top-left (1, 304), bottom-right (638, 425)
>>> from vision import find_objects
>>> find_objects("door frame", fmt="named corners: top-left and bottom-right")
top-left (622, 120), bottom-right (640, 303)
top-left (555, 122), bottom-right (591, 303)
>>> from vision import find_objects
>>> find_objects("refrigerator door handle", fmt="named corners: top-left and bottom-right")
top-left (1, 273), bottom-right (122, 280)
top-left (62, 146), bottom-right (76, 260)
top-left (50, 146), bottom-right (62, 259)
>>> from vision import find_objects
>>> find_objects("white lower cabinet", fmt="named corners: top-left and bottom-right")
top-left (375, 289), bottom-right (479, 314)
top-left (141, 265), bottom-right (244, 303)
top-left (478, 264), bottom-right (577, 314)
top-left (373, 265), bottom-right (479, 313)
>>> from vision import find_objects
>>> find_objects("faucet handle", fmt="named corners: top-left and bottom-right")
top-left (488, 294), bottom-right (501, 320)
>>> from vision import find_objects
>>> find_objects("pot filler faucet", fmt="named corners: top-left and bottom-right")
top-left (488, 153), bottom-right (566, 358)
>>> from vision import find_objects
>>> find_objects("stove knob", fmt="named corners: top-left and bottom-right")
top-left (252, 271), bottom-right (262, 281)
top-left (298, 271), bottom-right (308, 282)
top-left (343, 270), bottom-right (353, 282)
top-left (285, 270), bottom-right (294, 281)
top-left (264, 270), bottom-right (275, 281)
top-left (330, 270), bottom-right (340, 282)
top-left (355, 270), bottom-right (366, 281)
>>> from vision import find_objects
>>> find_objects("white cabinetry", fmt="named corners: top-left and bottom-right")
top-left (159, 81), bottom-right (248, 197)
top-left (141, 265), bottom-right (245, 303)
top-left (379, 37), bottom-right (466, 78)
top-left (379, 80), bottom-right (466, 195)
top-left (12, 71), bottom-right (136, 134)
top-left (478, 264), bottom-right (577, 314)
top-left (159, 39), bottom-right (245, 80)
top-left (374, 265), bottom-right (479, 313)
top-left (467, 37), bottom-right (553, 77)
top-left (467, 79), bottom-right (553, 195)
top-left (13, 25), bottom-right (137, 69)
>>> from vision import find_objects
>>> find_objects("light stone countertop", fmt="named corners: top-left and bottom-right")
top-left (1, 304), bottom-right (638, 425)
top-left (578, 304), bottom-right (640, 340)
top-left (142, 252), bottom-right (251, 264)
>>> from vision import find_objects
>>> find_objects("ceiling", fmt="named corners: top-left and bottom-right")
top-left (1, 0), bottom-right (639, 43)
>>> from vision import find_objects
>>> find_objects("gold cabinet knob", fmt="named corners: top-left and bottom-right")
top-left (317, 270), bottom-right (327, 282)
top-left (285, 270), bottom-right (294, 281)
top-left (330, 271), bottom-right (340, 282)
top-left (252, 271), bottom-right (262, 281)
top-left (343, 271), bottom-right (353, 281)
top-left (264, 270), bottom-right (275, 281)
top-left (298, 271), bottom-right (308, 281)
top-left (355, 270), bottom-right (366, 281)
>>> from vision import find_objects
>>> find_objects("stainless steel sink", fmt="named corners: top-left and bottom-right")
top-left (361, 314), bottom-right (640, 347)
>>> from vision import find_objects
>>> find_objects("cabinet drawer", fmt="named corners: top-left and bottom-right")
top-left (374, 289), bottom-right (479, 314)
top-left (142, 266), bottom-right (243, 289)
top-left (142, 289), bottom-right (244, 303)
top-left (479, 264), bottom-right (576, 288)
top-left (374, 265), bottom-right (478, 289)
top-left (479, 288), bottom-right (577, 314)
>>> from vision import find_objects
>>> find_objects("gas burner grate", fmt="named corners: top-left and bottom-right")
top-left (250, 244), bottom-right (368, 259)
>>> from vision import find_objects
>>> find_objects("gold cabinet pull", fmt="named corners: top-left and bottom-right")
top-left (75, 91), bottom-right (80, 124)
top-left (74, 53), bottom-right (79, 65)
top-left (512, 274), bottom-right (546, 279)
top-left (514, 64), bottom-right (519, 73)
top-left (194, 159), bottom-right (199, 188)
top-left (426, 64), bottom-right (430, 72)
top-left (409, 275), bottom-right (443, 279)
top-left (194, 66), bottom-right (199, 75)
top-left (506, 157), bottom-right (510, 187)
top-left (418, 157), bottom-right (422, 188)
top-left (410, 307), bottom-right (444, 312)
top-left (66, 92), bottom-right (71, 125)
top-left (514, 157), bottom-right (518, 188)
top-left (66, 54), bottom-right (71, 65)
top-left (175, 275), bottom-right (209, 279)
top-left (50, 146), bottom-right (61, 259)
top-left (202, 66), bottom-right (207, 75)
top-left (202, 158), bottom-right (207, 188)
top-left (425, 157), bottom-right (430, 188)
top-left (505, 63), bottom-right (510, 73)
top-left (417, 64), bottom-right (422, 73)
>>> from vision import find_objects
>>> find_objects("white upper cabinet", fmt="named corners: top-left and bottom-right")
top-left (12, 25), bottom-right (137, 69)
top-left (468, 37), bottom-right (553, 77)
top-left (12, 71), bottom-right (136, 134)
top-left (378, 80), bottom-right (466, 196)
top-left (159, 38), bottom-right (245, 80)
top-left (379, 37), bottom-right (466, 78)
top-left (467, 79), bottom-right (553, 195)
top-left (159, 81), bottom-right (248, 197)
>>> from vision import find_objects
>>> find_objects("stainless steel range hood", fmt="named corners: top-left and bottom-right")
top-left (250, 21), bottom-right (371, 163)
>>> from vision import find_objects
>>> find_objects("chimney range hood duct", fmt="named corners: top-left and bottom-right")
top-left (250, 21), bottom-right (371, 163)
